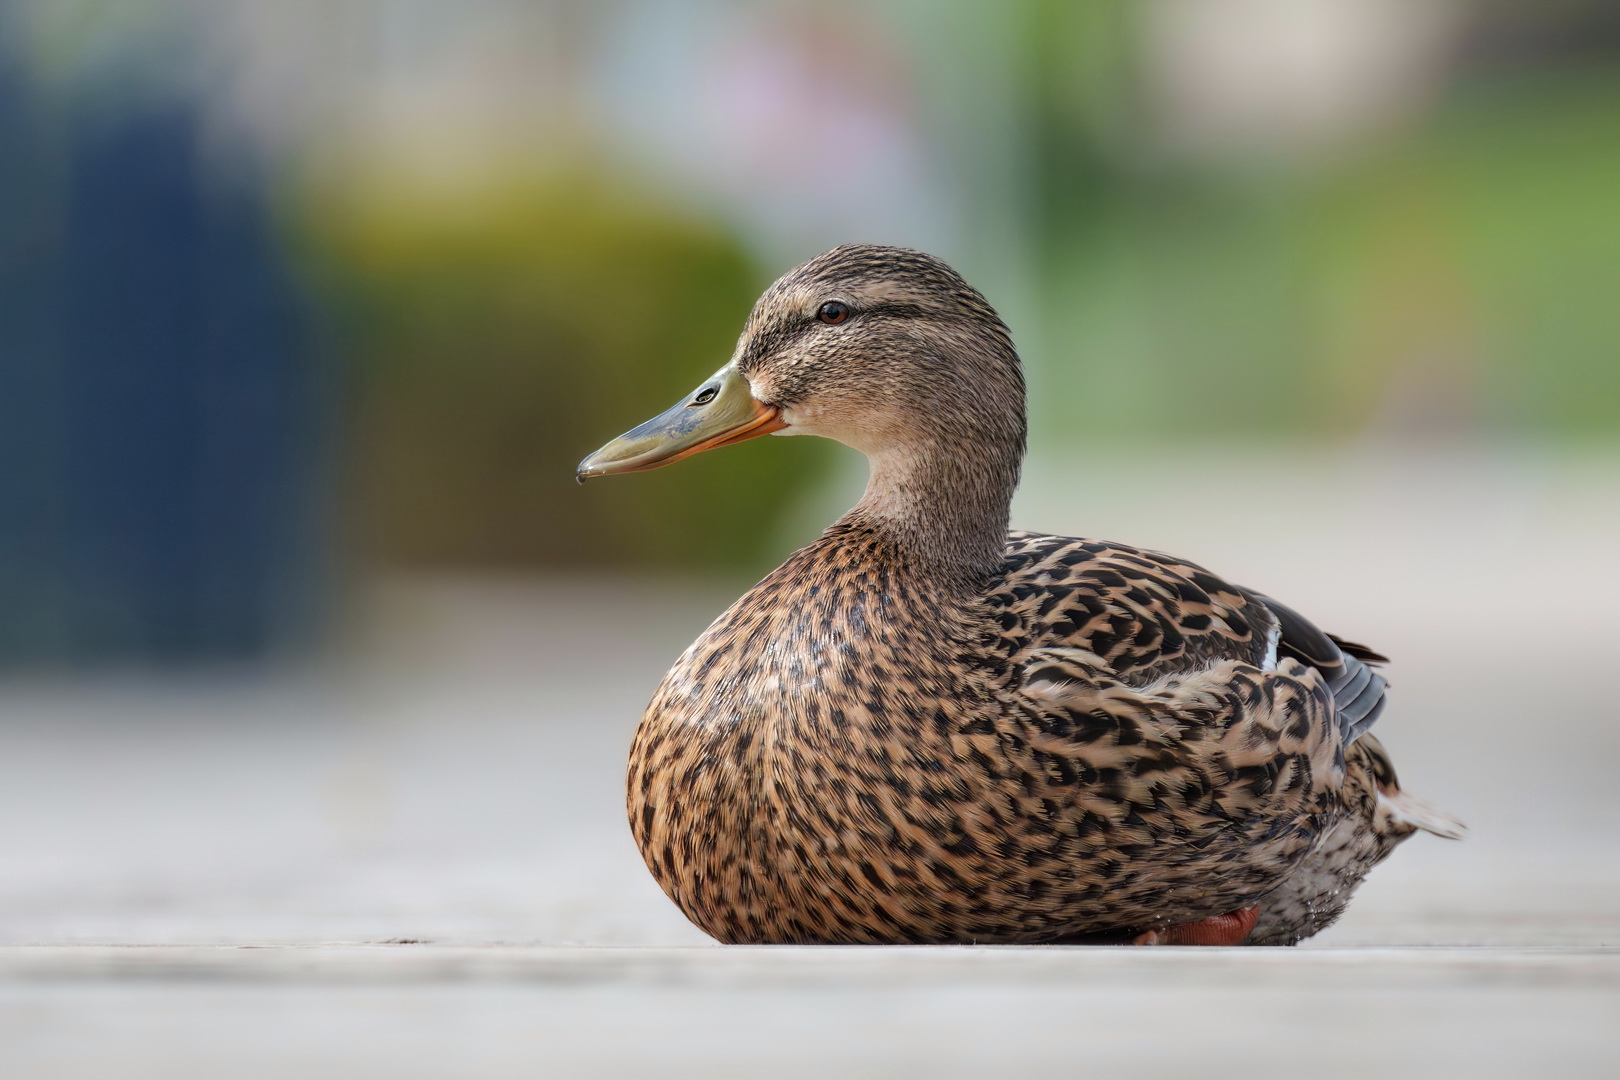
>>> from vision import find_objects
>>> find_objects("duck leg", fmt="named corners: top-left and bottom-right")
top-left (1131, 907), bottom-right (1258, 946)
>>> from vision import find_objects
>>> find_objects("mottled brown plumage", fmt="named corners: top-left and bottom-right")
top-left (587, 244), bottom-right (1461, 946)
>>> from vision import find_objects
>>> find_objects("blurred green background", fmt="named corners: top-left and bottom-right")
top-left (1, 0), bottom-right (1616, 664)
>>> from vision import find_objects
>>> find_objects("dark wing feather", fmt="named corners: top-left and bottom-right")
top-left (1329, 635), bottom-right (1389, 666)
top-left (1245, 594), bottom-right (1387, 745)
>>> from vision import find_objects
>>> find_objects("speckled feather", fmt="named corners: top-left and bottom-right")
top-left (620, 244), bottom-right (1457, 946)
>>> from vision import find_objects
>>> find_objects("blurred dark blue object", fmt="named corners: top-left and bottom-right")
top-left (0, 65), bottom-right (328, 666)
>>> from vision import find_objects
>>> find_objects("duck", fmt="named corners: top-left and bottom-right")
top-left (578, 244), bottom-right (1462, 946)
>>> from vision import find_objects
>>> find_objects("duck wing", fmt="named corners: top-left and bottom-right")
top-left (991, 532), bottom-right (1387, 747)
top-left (1251, 594), bottom-right (1387, 744)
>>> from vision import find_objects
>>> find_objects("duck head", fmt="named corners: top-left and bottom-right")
top-left (576, 244), bottom-right (1025, 481)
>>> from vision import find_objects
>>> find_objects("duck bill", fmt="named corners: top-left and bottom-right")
top-left (576, 366), bottom-right (786, 481)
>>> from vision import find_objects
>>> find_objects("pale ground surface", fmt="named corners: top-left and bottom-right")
top-left (2, 448), bottom-right (1617, 1078)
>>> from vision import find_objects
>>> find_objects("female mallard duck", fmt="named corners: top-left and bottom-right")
top-left (579, 244), bottom-right (1461, 946)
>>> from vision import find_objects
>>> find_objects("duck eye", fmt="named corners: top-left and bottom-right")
top-left (817, 301), bottom-right (850, 325)
top-left (691, 385), bottom-right (718, 406)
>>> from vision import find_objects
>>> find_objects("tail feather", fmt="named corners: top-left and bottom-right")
top-left (1377, 788), bottom-right (1467, 840)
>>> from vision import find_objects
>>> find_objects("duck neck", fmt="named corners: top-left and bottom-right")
top-left (842, 428), bottom-right (1023, 591)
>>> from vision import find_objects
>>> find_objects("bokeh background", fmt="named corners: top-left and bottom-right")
top-left (3, 0), bottom-right (1618, 655)
top-left (2, 0), bottom-right (1618, 975)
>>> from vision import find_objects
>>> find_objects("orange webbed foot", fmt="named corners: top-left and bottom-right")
top-left (1132, 907), bottom-right (1259, 946)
